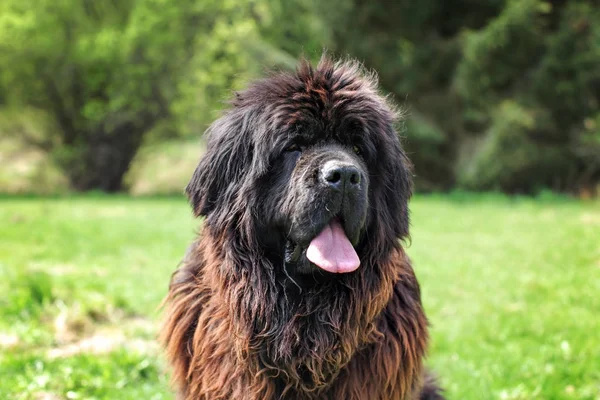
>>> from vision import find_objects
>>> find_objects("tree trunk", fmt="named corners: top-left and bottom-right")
top-left (64, 125), bottom-right (146, 192)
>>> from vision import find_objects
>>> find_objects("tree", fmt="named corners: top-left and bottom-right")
top-left (0, 0), bottom-right (255, 191)
top-left (322, 0), bottom-right (600, 193)
top-left (321, 0), bottom-right (504, 190)
top-left (456, 0), bottom-right (600, 192)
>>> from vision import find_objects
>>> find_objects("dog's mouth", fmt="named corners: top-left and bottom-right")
top-left (285, 218), bottom-right (360, 274)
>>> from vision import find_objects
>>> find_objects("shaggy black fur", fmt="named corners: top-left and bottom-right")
top-left (162, 56), bottom-right (444, 400)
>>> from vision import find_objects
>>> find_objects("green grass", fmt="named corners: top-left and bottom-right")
top-left (1, 194), bottom-right (599, 399)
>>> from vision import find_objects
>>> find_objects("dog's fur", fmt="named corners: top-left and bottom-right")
top-left (161, 57), bottom-right (444, 399)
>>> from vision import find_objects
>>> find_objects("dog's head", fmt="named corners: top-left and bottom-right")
top-left (186, 57), bottom-right (412, 284)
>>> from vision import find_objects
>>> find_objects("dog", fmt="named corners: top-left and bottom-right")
top-left (161, 56), bottom-right (444, 400)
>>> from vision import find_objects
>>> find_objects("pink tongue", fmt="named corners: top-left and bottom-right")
top-left (306, 220), bottom-right (360, 273)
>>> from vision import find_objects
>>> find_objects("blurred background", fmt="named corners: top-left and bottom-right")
top-left (1, 0), bottom-right (599, 195)
top-left (0, 1), bottom-right (599, 399)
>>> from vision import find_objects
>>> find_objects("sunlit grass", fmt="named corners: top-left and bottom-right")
top-left (410, 194), bottom-right (600, 400)
top-left (0, 194), bottom-right (598, 399)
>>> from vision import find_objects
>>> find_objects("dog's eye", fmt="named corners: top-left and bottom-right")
top-left (353, 145), bottom-right (362, 155)
top-left (285, 144), bottom-right (302, 153)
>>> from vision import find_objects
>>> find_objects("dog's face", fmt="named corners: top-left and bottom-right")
top-left (260, 128), bottom-right (370, 278)
top-left (186, 58), bottom-right (412, 285)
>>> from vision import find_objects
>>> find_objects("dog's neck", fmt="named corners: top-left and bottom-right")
top-left (205, 232), bottom-right (403, 394)
top-left (164, 230), bottom-right (428, 399)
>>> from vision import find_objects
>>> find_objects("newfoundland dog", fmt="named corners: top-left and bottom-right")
top-left (161, 57), bottom-right (444, 400)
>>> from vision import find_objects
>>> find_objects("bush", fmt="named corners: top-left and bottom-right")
top-left (0, 0), bottom-right (261, 192)
top-left (327, 0), bottom-right (600, 193)
top-left (457, 101), bottom-right (572, 193)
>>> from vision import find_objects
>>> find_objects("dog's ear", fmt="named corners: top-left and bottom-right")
top-left (374, 124), bottom-right (414, 241)
top-left (186, 108), bottom-right (254, 219)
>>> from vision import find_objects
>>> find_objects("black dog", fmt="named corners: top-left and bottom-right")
top-left (162, 57), bottom-right (444, 399)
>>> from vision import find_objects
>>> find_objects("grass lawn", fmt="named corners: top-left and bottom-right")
top-left (1, 194), bottom-right (599, 399)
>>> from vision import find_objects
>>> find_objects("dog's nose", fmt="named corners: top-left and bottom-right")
top-left (322, 162), bottom-right (361, 191)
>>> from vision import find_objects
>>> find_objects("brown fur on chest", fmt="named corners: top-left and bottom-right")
top-left (161, 233), bottom-right (429, 400)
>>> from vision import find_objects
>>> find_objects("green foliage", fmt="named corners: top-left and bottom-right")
top-left (404, 112), bottom-right (455, 191)
top-left (0, 0), bottom-right (260, 191)
top-left (320, 0), bottom-right (506, 190)
top-left (457, 0), bottom-right (547, 108)
top-left (258, 0), bottom-right (331, 62)
top-left (458, 101), bottom-right (571, 192)
top-left (533, 3), bottom-right (600, 127)
top-left (1, 0), bottom-right (600, 194)
top-left (172, 1), bottom-right (266, 136)
top-left (324, 0), bottom-right (600, 193)
top-left (1, 196), bottom-right (599, 398)
top-left (455, 0), bottom-right (600, 192)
